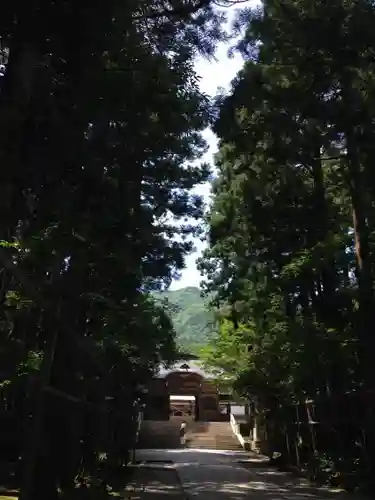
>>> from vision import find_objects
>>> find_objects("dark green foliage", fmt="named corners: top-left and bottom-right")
top-left (199, 0), bottom-right (375, 490)
top-left (0, 1), bottom-right (228, 498)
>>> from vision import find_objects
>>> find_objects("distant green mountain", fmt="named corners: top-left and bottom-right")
top-left (154, 286), bottom-right (215, 351)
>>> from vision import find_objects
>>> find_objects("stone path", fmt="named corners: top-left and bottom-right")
top-left (132, 448), bottom-right (368, 500)
top-left (125, 465), bottom-right (185, 499)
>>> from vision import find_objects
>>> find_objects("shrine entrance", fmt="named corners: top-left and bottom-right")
top-left (166, 369), bottom-right (202, 420)
top-left (144, 361), bottom-right (221, 421)
top-left (169, 395), bottom-right (197, 419)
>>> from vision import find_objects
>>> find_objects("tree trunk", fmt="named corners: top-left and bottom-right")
top-left (19, 319), bottom-right (59, 500)
top-left (344, 110), bottom-right (375, 475)
top-left (345, 126), bottom-right (375, 375)
top-left (311, 143), bottom-right (336, 300)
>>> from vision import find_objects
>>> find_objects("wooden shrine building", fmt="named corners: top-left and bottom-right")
top-left (143, 360), bottom-right (230, 422)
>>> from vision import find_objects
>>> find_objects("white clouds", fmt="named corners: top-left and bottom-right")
top-left (170, 238), bottom-right (206, 290)
top-left (194, 20), bottom-right (245, 96)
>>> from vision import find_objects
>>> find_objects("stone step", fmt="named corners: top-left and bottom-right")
top-left (138, 420), bottom-right (244, 451)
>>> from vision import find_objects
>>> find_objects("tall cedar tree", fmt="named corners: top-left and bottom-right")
top-left (200, 0), bottom-right (375, 487)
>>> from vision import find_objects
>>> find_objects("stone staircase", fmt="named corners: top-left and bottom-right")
top-left (138, 420), bottom-right (243, 451)
top-left (186, 421), bottom-right (243, 450)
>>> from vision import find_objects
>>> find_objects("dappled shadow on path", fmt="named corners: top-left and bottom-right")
top-left (175, 462), bottom-right (367, 500)
top-left (126, 466), bottom-right (185, 499)
top-left (135, 450), bottom-right (369, 500)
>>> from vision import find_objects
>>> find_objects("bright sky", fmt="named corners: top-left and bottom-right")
top-left (170, 2), bottom-right (257, 291)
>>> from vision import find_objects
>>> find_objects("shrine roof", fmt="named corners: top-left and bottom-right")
top-left (155, 360), bottom-right (216, 380)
